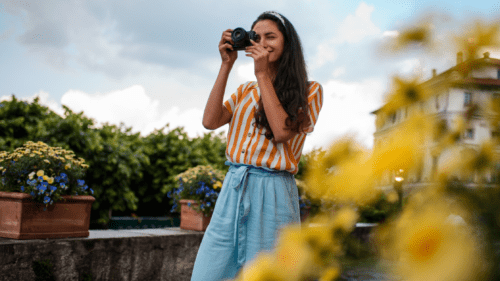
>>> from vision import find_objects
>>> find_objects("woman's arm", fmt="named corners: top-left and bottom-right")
top-left (257, 73), bottom-right (297, 143)
top-left (203, 29), bottom-right (237, 130)
top-left (202, 63), bottom-right (234, 130)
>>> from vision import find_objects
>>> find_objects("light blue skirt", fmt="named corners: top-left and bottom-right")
top-left (190, 161), bottom-right (301, 281)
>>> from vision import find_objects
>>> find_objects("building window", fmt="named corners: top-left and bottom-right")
top-left (464, 92), bottom-right (472, 107)
top-left (465, 128), bottom-right (474, 140)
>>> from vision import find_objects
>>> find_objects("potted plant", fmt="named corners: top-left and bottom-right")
top-left (0, 141), bottom-right (95, 239)
top-left (168, 165), bottom-right (225, 231)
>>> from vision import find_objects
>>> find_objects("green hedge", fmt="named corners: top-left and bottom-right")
top-left (0, 96), bottom-right (227, 224)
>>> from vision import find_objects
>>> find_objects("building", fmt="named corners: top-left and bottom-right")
top-left (371, 52), bottom-right (500, 191)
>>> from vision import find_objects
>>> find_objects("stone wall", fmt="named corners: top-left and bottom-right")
top-left (0, 228), bottom-right (204, 281)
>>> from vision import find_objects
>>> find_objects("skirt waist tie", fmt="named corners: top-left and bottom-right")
top-left (224, 161), bottom-right (290, 266)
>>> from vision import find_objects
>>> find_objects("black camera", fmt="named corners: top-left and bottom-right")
top-left (228, 27), bottom-right (259, 51)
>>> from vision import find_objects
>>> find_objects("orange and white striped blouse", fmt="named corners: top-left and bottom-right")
top-left (223, 81), bottom-right (323, 175)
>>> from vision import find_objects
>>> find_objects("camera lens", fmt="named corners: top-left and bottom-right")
top-left (231, 27), bottom-right (247, 44)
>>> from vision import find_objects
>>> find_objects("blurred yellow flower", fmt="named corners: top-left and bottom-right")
top-left (382, 199), bottom-right (485, 281)
top-left (235, 253), bottom-right (285, 281)
top-left (81, 164), bottom-right (89, 169)
top-left (37, 170), bottom-right (44, 177)
top-left (43, 175), bottom-right (48, 181)
top-left (273, 225), bottom-right (317, 280)
top-left (213, 181), bottom-right (222, 189)
top-left (65, 155), bottom-right (73, 160)
top-left (47, 177), bottom-right (54, 184)
top-left (319, 266), bottom-right (340, 281)
top-left (43, 159), bottom-right (50, 164)
top-left (370, 115), bottom-right (429, 180)
top-left (454, 20), bottom-right (500, 60)
top-left (304, 136), bottom-right (377, 204)
top-left (65, 164), bottom-right (71, 170)
top-left (386, 191), bottom-right (399, 203)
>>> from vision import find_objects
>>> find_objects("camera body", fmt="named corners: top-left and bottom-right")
top-left (228, 27), bottom-right (259, 51)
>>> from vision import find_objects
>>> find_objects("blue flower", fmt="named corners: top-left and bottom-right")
top-left (77, 179), bottom-right (85, 186)
top-left (38, 185), bottom-right (47, 192)
top-left (30, 191), bottom-right (35, 197)
top-left (82, 185), bottom-right (88, 191)
top-left (49, 185), bottom-right (57, 193)
top-left (206, 202), bottom-right (211, 207)
top-left (60, 173), bottom-right (68, 181)
top-left (167, 191), bottom-right (171, 198)
top-left (41, 182), bottom-right (48, 188)
top-left (20, 186), bottom-right (25, 192)
top-left (54, 176), bottom-right (61, 183)
top-left (60, 182), bottom-right (66, 189)
top-left (43, 196), bottom-right (51, 204)
top-left (188, 202), bottom-right (191, 207)
top-left (90, 188), bottom-right (94, 195)
top-left (38, 176), bottom-right (43, 181)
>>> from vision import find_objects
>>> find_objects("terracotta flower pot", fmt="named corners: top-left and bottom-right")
top-left (0, 191), bottom-right (95, 239)
top-left (179, 199), bottom-right (212, 231)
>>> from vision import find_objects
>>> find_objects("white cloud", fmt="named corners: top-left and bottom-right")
top-left (383, 30), bottom-right (399, 38)
top-left (337, 2), bottom-right (380, 44)
top-left (309, 2), bottom-right (380, 71)
top-left (303, 78), bottom-right (385, 153)
top-left (332, 67), bottom-right (346, 78)
top-left (237, 62), bottom-right (256, 82)
top-left (59, 85), bottom-right (226, 139)
top-left (310, 42), bottom-right (337, 70)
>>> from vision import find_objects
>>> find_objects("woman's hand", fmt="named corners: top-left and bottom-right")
top-left (245, 39), bottom-right (271, 77)
top-left (219, 29), bottom-right (237, 65)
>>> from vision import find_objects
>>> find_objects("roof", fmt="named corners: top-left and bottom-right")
top-left (371, 55), bottom-right (500, 115)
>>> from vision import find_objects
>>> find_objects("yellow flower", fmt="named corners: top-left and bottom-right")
top-left (37, 170), bottom-right (44, 177)
top-left (43, 175), bottom-right (48, 181)
top-left (381, 16), bottom-right (435, 53)
top-left (81, 164), bottom-right (89, 169)
top-left (380, 76), bottom-right (431, 118)
top-left (235, 253), bottom-right (285, 281)
top-left (65, 164), bottom-right (71, 170)
top-left (28, 172), bottom-right (35, 180)
top-left (386, 191), bottom-right (399, 203)
top-left (47, 177), bottom-right (54, 184)
top-left (454, 20), bottom-right (500, 61)
top-left (319, 267), bottom-right (340, 281)
top-left (213, 181), bottom-right (222, 189)
top-left (65, 155), bottom-right (73, 160)
top-left (43, 159), bottom-right (50, 164)
top-left (379, 198), bottom-right (485, 281)
top-left (304, 136), bottom-right (376, 204)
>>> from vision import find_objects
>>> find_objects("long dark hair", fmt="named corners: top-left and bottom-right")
top-left (251, 11), bottom-right (311, 140)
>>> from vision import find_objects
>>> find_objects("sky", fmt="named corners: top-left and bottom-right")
top-left (1, 0), bottom-right (500, 154)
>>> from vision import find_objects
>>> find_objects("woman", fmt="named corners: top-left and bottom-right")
top-left (192, 11), bottom-right (323, 280)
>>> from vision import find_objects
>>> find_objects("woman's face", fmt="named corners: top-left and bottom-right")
top-left (252, 19), bottom-right (285, 63)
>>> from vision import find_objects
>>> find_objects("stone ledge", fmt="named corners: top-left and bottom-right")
top-left (0, 228), bottom-right (204, 281)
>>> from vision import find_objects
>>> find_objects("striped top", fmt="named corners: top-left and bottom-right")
top-left (223, 81), bottom-right (323, 175)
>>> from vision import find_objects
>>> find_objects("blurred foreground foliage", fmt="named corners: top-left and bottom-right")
top-left (233, 14), bottom-right (500, 281)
